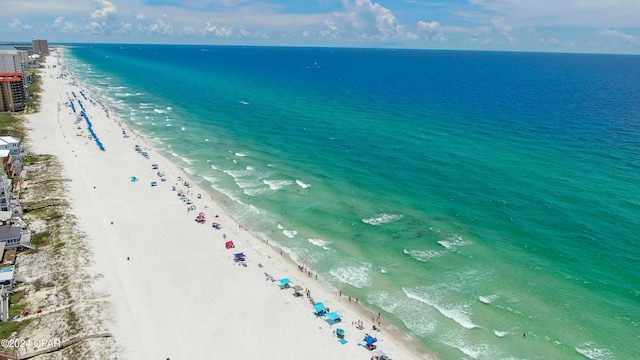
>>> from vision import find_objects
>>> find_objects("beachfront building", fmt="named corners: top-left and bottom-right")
top-left (0, 160), bottom-right (12, 212)
top-left (0, 49), bottom-right (25, 74)
top-left (0, 73), bottom-right (26, 113)
top-left (32, 39), bottom-right (49, 56)
top-left (0, 150), bottom-right (14, 214)
top-left (0, 136), bottom-right (25, 177)
top-left (0, 225), bottom-right (32, 250)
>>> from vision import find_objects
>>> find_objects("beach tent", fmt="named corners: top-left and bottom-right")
top-left (234, 253), bottom-right (246, 262)
top-left (364, 335), bottom-right (378, 345)
top-left (278, 278), bottom-right (292, 289)
top-left (314, 302), bottom-right (326, 315)
top-left (225, 241), bottom-right (235, 249)
top-left (364, 334), bottom-right (378, 350)
top-left (326, 311), bottom-right (342, 322)
top-left (292, 285), bottom-right (304, 297)
top-left (336, 328), bottom-right (345, 338)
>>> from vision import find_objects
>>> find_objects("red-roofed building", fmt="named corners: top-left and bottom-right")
top-left (0, 73), bottom-right (25, 112)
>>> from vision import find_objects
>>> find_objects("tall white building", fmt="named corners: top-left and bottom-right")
top-left (32, 39), bottom-right (49, 56)
top-left (0, 50), bottom-right (24, 74)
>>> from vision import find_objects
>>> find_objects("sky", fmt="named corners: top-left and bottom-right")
top-left (2, 0), bottom-right (640, 54)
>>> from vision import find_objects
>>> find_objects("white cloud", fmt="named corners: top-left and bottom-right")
top-left (418, 20), bottom-right (445, 43)
top-left (7, 19), bottom-right (32, 31)
top-left (595, 29), bottom-right (639, 44)
top-left (491, 17), bottom-right (516, 44)
top-left (334, 0), bottom-right (418, 42)
top-left (148, 15), bottom-right (174, 35)
top-left (418, 21), bottom-right (439, 31)
top-left (50, 16), bottom-right (79, 32)
top-left (87, 0), bottom-right (118, 34)
top-left (468, 0), bottom-right (640, 28)
top-left (91, 0), bottom-right (118, 21)
top-left (202, 22), bottom-right (233, 37)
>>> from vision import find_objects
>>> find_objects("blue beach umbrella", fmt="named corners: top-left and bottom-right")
top-left (364, 335), bottom-right (377, 345)
top-left (327, 311), bottom-right (342, 322)
top-left (314, 302), bottom-right (326, 314)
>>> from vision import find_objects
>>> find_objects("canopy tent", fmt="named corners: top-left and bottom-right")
top-left (336, 328), bottom-right (345, 338)
top-left (234, 253), bottom-right (246, 262)
top-left (278, 278), bottom-right (292, 289)
top-left (225, 241), bottom-right (235, 249)
top-left (292, 285), bottom-right (304, 296)
top-left (364, 335), bottom-right (378, 345)
top-left (314, 302), bottom-right (326, 314)
top-left (326, 311), bottom-right (342, 322)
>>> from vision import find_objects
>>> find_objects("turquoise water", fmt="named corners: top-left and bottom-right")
top-left (62, 44), bottom-right (639, 359)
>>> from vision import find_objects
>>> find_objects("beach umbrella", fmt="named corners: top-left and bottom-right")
top-left (327, 311), bottom-right (342, 322)
top-left (278, 278), bottom-right (292, 285)
top-left (314, 302), bottom-right (326, 314)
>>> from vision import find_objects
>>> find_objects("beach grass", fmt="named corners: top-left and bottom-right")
top-left (0, 113), bottom-right (27, 141)
top-left (25, 71), bottom-right (42, 114)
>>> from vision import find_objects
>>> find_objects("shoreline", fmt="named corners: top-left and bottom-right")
top-left (26, 48), bottom-right (435, 359)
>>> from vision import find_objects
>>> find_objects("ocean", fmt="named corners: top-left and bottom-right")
top-left (61, 44), bottom-right (640, 359)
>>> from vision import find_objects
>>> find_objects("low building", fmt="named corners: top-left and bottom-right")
top-left (0, 136), bottom-right (24, 176)
top-left (0, 266), bottom-right (15, 291)
top-left (0, 225), bottom-right (33, 249)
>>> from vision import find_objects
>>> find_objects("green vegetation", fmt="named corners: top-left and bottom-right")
top-left (30, 230), bottom-right (51, 247)
top-left (25, 71), bottom-right (42, 113)
top-left (0, 292), bottom-right (33, 339)
top-left (0, 113), bottom-right (27, 141)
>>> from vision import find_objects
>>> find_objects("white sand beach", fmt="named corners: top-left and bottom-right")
top-left (25, 49), bottom-right (432, 360)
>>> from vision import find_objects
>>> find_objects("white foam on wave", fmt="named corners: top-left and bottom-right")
top-left (369, 291), bottom-right (437, 336)
top-left (493, 330), bottom-right (509, 338)
top-left (329, 266), bottom-right (372, 288)
top-left (479, 294), bottom-right (499, 304)
top-left (235, 152), bottom-right (248, 157)
top-left (362, 213), bottom-right (403, 226)
top-left (263, 179), bottom-right (293, 191)
top-left (440, 337), bottom-right (489, 359)
top-left (244, 187), bottom-right (270, 197)
top-left (296, 180), bottom-right (311, 189)
top-left (166, 106), bottom-right (172, 111)
top-left (115, 92), bottom-right (142, 97)
top-left (403, 248), bottom-right (443, 262)
top-left (154, 108), bottom-right (166, 114)
top-left (308, 238), bottom-right (330, 250)
top-left (283, 229), bottom-right (297, 238)
top-left (404, 288), bottom-right (479, 329)
top-left (575, 342), bottom-right (615, 360)
top-left (438, 235), bottom-right (471, 250)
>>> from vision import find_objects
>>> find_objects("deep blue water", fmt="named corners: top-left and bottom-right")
top-left (63, 44), bottom-right (640, 359)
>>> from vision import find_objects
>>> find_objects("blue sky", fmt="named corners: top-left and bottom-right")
top-left (2, 0), bottom-right (640, 54)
